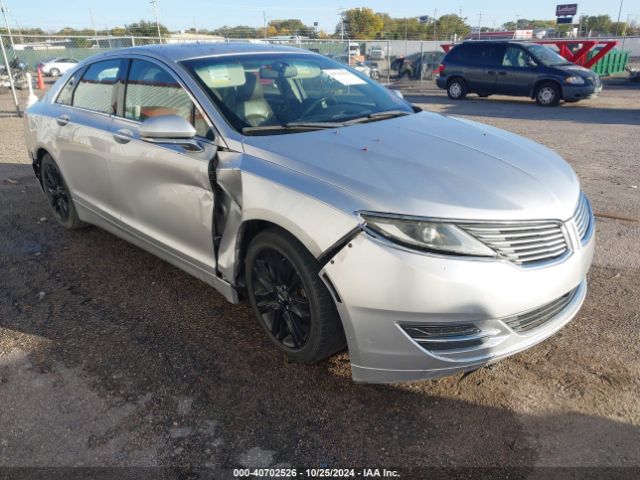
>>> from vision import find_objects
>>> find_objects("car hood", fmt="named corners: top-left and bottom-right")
top-left (242, 112), bottom-right (580, 221)
top-left (555, 64), bottom-right (598, 79)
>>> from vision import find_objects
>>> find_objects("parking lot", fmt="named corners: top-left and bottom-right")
top-left (1, 82), bottom-right (639, 473)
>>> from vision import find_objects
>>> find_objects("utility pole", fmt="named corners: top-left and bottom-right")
top-left (263, 11), bottom-right (267, 39)
top-left (433, 9), bottom-right (437, 41)
top-left (615, 0), bottom-right (624, 36)
top-left (150, 0), bottom-right (162, 43)
top-left (0, 0), bottom-right (16, 55)
top-left (477, 12), bottom-right (482, 40)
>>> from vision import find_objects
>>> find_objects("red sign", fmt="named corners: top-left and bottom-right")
top-left (556, 4), bottom-right (578, 16)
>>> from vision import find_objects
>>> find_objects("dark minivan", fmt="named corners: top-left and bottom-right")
top-left (436, 41), bottom-right (602, 106)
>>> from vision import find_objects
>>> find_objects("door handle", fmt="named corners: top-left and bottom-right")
top-left (487, 70), bottom-right (497, 75)
top-left (56, 114), bottom-right (70, 126)
top-left (498, 71), bottom-right (507, 76)
top-left (113, 128), bottom-right (134, 144)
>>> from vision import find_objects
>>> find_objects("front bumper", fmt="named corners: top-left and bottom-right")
top-left (321, 228), bottom-right (594, 383)
top-left (562, 81), bottom-right (602, 100)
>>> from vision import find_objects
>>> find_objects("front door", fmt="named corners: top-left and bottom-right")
top-left (495, 46), bottom-right (539, 96)
top-left (106, 58), bottom-right (219, 274)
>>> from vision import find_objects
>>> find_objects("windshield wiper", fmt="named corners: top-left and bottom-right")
top-left (242, 121), bottom-right (345, 135)
top-left (344, 110), bottom-right (413, 125)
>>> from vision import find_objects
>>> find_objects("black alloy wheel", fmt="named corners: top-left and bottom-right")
top-left (251, 247), bottom-right (311, 350)
top-left (245, 229), bottom-right (346, 363)
top-left (40, 154), bottom-right (85, 229)
top-left (42, 159), bottom-right (71, 223)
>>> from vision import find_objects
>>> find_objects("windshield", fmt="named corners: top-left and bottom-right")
top-left (525, 45), bottom-right (570, 66)
top-left (181, 53), bottom-right (413, 134)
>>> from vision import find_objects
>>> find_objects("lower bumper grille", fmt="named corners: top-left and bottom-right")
top-left (400, 323), bottom-right (496, 353)
top-left (503, 287), bottom-right (579, 333)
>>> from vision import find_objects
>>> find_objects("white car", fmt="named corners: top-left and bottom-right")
top-left (38, 57), bottom-right (79, 77)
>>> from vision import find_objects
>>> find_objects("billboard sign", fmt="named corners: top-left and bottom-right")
top-left (557, 16), bottom-right (574, 24)
top-left (556, 4), bottom-right (578, 16)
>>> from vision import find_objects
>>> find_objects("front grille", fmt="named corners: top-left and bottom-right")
top-left (573, 193), bottom-right (592, 241)
top-left (460, 222), bottom-right (568, 266)
top-left (503, 287), bottom-right (579, 333)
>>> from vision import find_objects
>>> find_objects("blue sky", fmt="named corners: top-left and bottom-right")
top-left (6, 0), bottom-right (636, 32)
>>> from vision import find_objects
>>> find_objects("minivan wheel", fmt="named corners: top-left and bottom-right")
top-left (447, 78), bottom-right (467, 100)
top-left (535, 82), bottom-right (561, 106)
top-left (41, 154), bottom-right (86, 229)
top-left (246, 229), bottom-right (346, 363)
top-left (49, 68), bottom-right (60, 77)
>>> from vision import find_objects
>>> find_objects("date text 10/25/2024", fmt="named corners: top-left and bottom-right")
top-left (233, 468), bottom-right (401, 478)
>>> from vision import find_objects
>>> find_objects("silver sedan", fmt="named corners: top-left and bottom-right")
top-left (23, 43), bottom-right (594, 383)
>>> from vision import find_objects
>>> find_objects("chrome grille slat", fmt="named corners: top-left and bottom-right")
top-left (504, 287), bottom-right (579, 333)
top-left (461, 221), bottom-right (568, 266)
top-left (573, 193), bottom-right (592, 241)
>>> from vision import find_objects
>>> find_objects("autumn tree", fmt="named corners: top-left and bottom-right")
top-left (338, 8), bottom-right (384, 39)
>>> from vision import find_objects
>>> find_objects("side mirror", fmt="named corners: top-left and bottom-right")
top-left (139, 115), bottom-right (196, 140)
top-left (390, 89), bottom-right (404, 99)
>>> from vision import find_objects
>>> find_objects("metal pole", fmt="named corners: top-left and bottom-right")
top-left (477, 13), bottom-right (482, 40)
top-left (0, 33), bottom-right (20, 115)
top-left (0, 0), bottom-right (15, 54)
top-left (419, 40), bottom-right (423, 90)
top-left (386, 39), bottom-right (390, 86)
top-left (615, 0), bottom-right (624, 37)
top-left (150, 0), bottom-right (162, 44)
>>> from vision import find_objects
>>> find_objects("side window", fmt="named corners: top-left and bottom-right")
top-left (73, 59), bottom-right (121, 114)
top-left (56, 72), bottom-right (79, 106)
top-left (125, 59), bottom-right (209, 138)
top-left (502, 47), bottom-right (530, 68)
top-left (470, 45), bottom-right (504, 66)
top-left (446, 45), bottom-right (468, 63)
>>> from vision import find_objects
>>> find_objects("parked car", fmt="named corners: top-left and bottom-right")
top-left (38, 57), bottom-right (79, 77)
top-left (363, 60), bottom-right (381, 81)
top-left (436, 41), bottom-right (602, 106)
top-left (332, 55), bottom-right (371, 78)
top-left (368, 47), bottom-right (385, 60)
top-left (24, 43), bottom-right (594, 383)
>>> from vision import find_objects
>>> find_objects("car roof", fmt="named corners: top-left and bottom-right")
top-left (92, 42), bottom-right (315, 63)
top-left (459, 41), bottom-right (530, 47)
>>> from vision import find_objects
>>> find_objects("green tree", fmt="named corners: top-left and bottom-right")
top-left (435, 14), bottom-right (470, 38)
top-left (125, 20), bottom-right (170, 37)
top-left (338, 8), bottom-right (384, 39)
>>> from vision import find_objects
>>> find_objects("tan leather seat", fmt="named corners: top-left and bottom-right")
top-left (236, 73), bottom-right (273, 127)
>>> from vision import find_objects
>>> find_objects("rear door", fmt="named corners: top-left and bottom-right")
top-left (463, 43), bottom-right (505, 93)
top-left (495, 45), bottom-right (539, 96)
top-left (52, 59), bottom-right (124, 221)
top-left (106, 57), bottom-right (219, 272)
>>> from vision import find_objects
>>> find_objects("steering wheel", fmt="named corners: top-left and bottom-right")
top-left (298, 97), bottom-right (337, 119)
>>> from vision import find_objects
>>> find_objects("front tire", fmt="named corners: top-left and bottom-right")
top-left (49, 68), bottom-right (60, 77)
top-left (535, 82), bottom-right (561, 106)
top-left (41, 154), bottom-right (86, 229)
top-left (447, 78), bottom-right (467, 100)
top-left (245, 229), bottom-right (346, 364)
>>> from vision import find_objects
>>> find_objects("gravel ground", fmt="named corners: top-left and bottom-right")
top-left (0, 82), bottom-right (639, 476)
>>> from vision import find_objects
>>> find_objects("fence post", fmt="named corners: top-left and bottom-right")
top-left (0, 34), bottom-right (20, 116)
top-left (420, 40), bottom-right (424, 89)
top-left (386, 39), bottom-right (391, 86)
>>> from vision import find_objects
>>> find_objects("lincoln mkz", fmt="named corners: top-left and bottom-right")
top-left (24, 44), bottom-right (595, 383)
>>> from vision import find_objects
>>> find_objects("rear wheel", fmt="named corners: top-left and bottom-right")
top-left (41, 154), bottom-right (86, 229)
top-left (447, 78), bottom-right (467, 100)
top-left (535, 82), bottom-right (561, 106)
top-left (245, 229), bottom-right (346, 363)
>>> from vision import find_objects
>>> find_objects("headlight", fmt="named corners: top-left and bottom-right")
top-left (565, 76), bottom-right (585, 85)
top-left (361, 214), bottom-right (496, 257)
